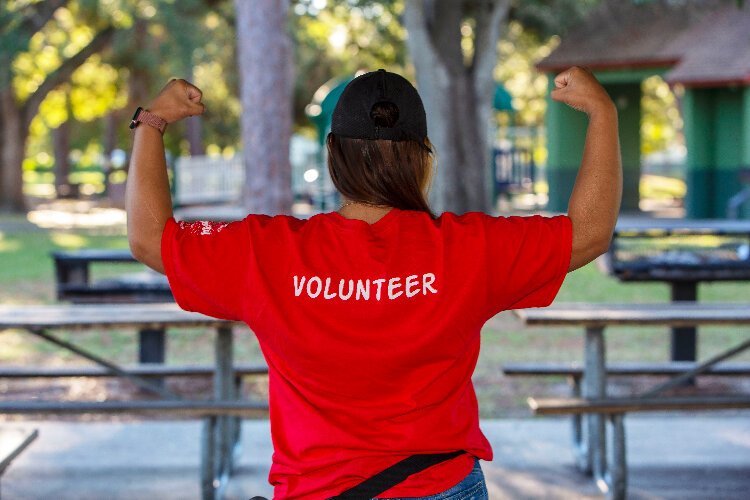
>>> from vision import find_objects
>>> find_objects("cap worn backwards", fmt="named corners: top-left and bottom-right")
top-left (330, 69), bottom-right (427, 142)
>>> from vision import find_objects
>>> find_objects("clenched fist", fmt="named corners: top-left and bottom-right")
top-left (148, 78), bottom-right (205, 124)
top-left (550, 66), bottom-right (614, 116)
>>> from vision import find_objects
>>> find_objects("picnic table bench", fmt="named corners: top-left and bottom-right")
top-left (52, 249), bottom-right (173, 365)
top-left (0, 428), bottom-right (39, 500)
top-left (0, 303), bottom-right (269, 500)
top-left (502, 361), bottom-right (750, 395)
top-left (513, 302), bottom-right (750, 500)
top-left (51, 249), bottom-right (172, 303)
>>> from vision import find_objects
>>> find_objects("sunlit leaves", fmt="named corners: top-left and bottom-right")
top-left (641, 75), bottom-right (684, 155)
top-left (70, 55), bottom-right (127, 121)
top-left (460, 20), bottom-right (475, 64)
top-left (98, 0), bottom-right (134, 28)
top-left (37, 87), bottom-right (68, 127)
top-left (292, 0), bottom-right (408, 132)
top-left (204, 12), bottom-right (221, 30)
top-left (194, 60), bottom-right (241, 120)
top-left (494, 21), bottom-right (559, 127)
top-left (11, 4), bottom-right (98, 102)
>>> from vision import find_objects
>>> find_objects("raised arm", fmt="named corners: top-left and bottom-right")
top-left (550, 67), bottom-right (622, 272)
top-left (126, 79), bottom-right (205, 274)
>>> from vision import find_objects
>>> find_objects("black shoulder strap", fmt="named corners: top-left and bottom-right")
top-left (329, 450), bottom-right (466, 500)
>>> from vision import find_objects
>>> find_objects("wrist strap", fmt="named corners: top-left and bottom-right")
top-left (329, 450), bottom-right (466, 500)
top-left (129, 106), bottom-right (167, 134)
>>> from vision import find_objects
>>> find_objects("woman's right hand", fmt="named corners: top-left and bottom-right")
top-left (147, 78), bottom-right (205, 124)
top-left (550, 66), bottom-right (614, 117)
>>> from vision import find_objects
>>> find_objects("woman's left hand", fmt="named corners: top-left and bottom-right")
top-left (147, 78), bottom-right (205, 124)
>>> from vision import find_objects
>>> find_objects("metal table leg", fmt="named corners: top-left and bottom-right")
top-left (608, 414), bottom-right (627, 500)
top-left (582, 326), bottom-right (606, 478)
top-left (201, 416), bottom-right (217, 500)
top-left (569, 375), bottom-right (586, 471)
top-left (670, 281), bottom-right (697, 363)
top-left (139, 328), bottom-right (166, 363)
top-left (216, 326), bottom-right (235, 497)
top-left (231, 375), bottom-right (243, 464)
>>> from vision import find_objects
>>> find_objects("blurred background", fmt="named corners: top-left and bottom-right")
top-left (2, 0), bottom-right (714, 219)
top-left (2, 0), bottom-right (749, 415)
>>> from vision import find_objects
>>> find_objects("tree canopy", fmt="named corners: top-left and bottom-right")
top-left (1, 0), bottom-right (687, 213)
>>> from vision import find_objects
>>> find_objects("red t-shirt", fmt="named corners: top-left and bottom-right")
top-left (161, 208), bottom-right (572, 499)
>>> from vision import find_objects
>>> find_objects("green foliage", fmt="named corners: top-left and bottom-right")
top-left (512, 0), bottom-right (601, 37)
top-left (155, 0), bottom-right (241, 152)
top-left (641, 75), bottom-right (684, 155)
top-left (494, 21), bottom-right (559, 128)
top-left (0, 224), bottom-right (130, 287)
top-left (9, 0), bottom-right (244, 178)
top-left (7, 0), bottom-right (689, 192)
top-left (291, 0), bottom-right (408, 132)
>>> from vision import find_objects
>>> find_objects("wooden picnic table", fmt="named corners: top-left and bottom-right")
top-left (514, 302), bottom-right (750, 499)
top-left (601, 218), bottom-right (750, 363)
top-left (0, 303), bottom-right (261, 500)
top-left (51, 249), bottom-right (173, 364)
top-left (50, 249), bottom-right (170, 301)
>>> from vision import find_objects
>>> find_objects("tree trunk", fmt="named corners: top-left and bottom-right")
top-left (0, 87), bottom-right (27, 211)
top-left (404, 0), bottom-right (509, 215)
top-left (53, 91), bottom-right (73, 197)
top-left (185, 116), bottom-right (205, 156)
top-left (101, 110), bottom-right (120, 200)
top-left (124, 18), bottom-right (151, 177)
top-left (235, 0), bottom-right (293, 215)
top-left (0, 23), bottom-right (114, 213)
top-left (53, 119), bottom-right (72, 197)
top-left (183, 58), bottom-right (205, 156)
top-left (184, 68), bottom-right (205, 157)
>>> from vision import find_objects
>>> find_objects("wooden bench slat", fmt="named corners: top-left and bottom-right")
top-left (514, 302), bottom-right (750, 326)
top-left (0, 364), bottom-right (268, 378)
top-left (528, 396), bottom-right (750, 415)
top-left (0, 400), bottom-right (268, 417)
top-left (0, 303), bottom-right (237, 330)
top-left (502, 362), bottom-right (750, 377)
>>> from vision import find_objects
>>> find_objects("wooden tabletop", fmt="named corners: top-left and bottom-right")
top-left (514, 302), bottom-right (750, 327)
top-left (614, 218), bottom-right (750, 234)
top-left (50, 248), bottom-right (136, 262)
top-left (0, 303), bottom-right (236, 330)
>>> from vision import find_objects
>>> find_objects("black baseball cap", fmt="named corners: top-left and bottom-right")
top-left (330, 69), bottom-right (427, 143)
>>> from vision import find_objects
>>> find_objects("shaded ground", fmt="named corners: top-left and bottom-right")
top-left (3, 416), bottom-right (749, 499)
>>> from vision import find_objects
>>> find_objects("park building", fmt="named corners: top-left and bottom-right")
top-left (538, 0), bottom-right (750, 219)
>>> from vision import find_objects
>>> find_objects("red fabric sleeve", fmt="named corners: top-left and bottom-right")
top-left (161, 217), bottom-right (254, 321)
top-left (482, 214), bottom-right (573, 316)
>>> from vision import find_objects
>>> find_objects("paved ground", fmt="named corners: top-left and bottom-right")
top-left (2, 415), bottom-right (749, 499)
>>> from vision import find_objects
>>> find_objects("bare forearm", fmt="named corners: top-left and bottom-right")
top-left (126, 125), bottom-right (172, 274)
top-left (125, 79), bottom-right (205, 273)
top-left (567, 103), bottom-right (622, 270)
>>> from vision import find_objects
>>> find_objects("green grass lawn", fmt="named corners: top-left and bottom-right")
top-left (2, 213), bottom-right (749, 416)
top-left (0, 214), bottom-right (135, 294)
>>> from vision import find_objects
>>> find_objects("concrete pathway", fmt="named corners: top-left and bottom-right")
top-left (2, 415), bottom-right (749, 499)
